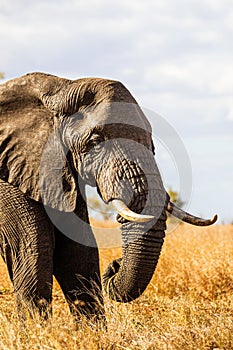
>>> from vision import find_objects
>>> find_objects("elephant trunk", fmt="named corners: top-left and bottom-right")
top-left (102, 219), bottom-right (166, 302)
top-left (100, 148), bottom-right (167, 302)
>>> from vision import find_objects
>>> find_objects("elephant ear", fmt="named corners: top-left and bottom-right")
top-left (0, 73), bottom-right (77, 211)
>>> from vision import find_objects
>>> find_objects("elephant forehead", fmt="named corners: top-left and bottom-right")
top-left (83, 101), bottom-right (152, 133)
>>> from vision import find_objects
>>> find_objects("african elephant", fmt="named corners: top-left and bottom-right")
top-left (0, 73), bottom-right (217, 321)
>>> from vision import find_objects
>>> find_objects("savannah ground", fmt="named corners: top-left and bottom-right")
top-left (0, 222), bottom-right (233, 349)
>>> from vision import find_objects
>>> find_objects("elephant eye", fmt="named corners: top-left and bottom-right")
top-left (86, 133), bottom-right (104, 150)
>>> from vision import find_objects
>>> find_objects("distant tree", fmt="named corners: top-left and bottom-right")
top-left (87, 195), bottom-right (116, 221)
top-left (168, 187), bottom-right (185, 208)
top-left (0, 72), bottom-right (5, 79)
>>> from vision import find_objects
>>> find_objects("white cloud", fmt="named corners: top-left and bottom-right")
top-left (226, 100), bottom-right (233, 121)
top-left (143, 60), bottom-right (233, 98)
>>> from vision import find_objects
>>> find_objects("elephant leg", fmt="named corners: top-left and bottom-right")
top-left (52, 214), bottom-right (104, 322)
top-left (0, 180), bottom-right (55, 320)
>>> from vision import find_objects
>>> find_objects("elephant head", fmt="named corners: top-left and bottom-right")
top-left (0, 73), bottom-right (217, 303)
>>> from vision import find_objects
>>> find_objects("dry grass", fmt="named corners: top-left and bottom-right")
top-left (0, 224), bottom-right (233, 349)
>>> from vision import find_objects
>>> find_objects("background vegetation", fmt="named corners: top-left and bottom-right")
top-left (0, 223), bottom-right (232, 349)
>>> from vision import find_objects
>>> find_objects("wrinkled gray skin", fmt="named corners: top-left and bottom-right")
top-left (0, 72), bottom-right (168, 320)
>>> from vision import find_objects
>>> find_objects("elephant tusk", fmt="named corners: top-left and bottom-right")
top-left (111, 199), bottom-right (155, 223)
top-left (166, 201), bottom-right (218, 226)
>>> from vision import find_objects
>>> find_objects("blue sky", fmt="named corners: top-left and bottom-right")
top-left (1, 0), bottom-right (232, 222)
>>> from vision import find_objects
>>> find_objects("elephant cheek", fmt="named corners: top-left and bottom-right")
top-left (78, 154), bottom-right (99, 187)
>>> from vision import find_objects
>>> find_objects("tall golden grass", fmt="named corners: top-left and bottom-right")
top-left (0, 223), bottom-right (233, 349)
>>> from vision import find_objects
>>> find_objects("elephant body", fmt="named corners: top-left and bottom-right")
top-left (0, 178), bottom-right (103, 319)
top-left (0, 73), bottom-right (216, 321)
